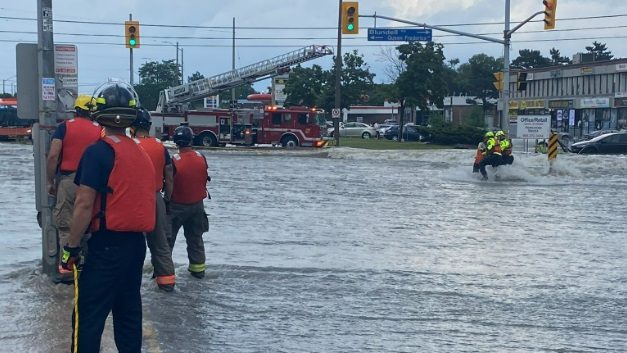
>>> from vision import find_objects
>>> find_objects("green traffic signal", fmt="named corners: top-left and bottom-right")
top-left (347, 23), bottom-right (354, 31)
top-left (129, 37), bottom-right (136, 47)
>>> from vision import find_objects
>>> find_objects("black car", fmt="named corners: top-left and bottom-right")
top-left (569, 132), bottom-right (627, 154)
top-left (383, 125), bottom-right (424, 142)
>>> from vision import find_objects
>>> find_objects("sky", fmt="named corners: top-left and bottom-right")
top-left (1, 0), bottom-right (627, 95)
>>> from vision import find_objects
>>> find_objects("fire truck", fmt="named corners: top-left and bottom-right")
top-left (152, 45), bottom-right (332, 148)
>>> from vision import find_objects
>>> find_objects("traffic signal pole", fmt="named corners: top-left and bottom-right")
top-left (363, 6), bottom-right (547, 133)
top-left (334, 0), bottom-right (342, 147)
top-left (129, 14), bottom-right (134, 85)
top-left (36, 0), bottom-right (59, 279)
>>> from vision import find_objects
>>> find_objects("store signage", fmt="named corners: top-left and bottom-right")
top-left (548, 99), bottom-right (573, 109)
top-left (614, 97), bottom-right (627, 107)
top-left (509, 99), bottom-right (545, 110)
top-left (579, 97), bottom-right (610, 108)
top-left (616, 63), bottom-right (627, 72)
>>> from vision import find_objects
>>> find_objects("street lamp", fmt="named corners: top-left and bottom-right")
top-left (162, 41), bottom-right (184, 84)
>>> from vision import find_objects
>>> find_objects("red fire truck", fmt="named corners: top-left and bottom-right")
top-left (153, 45), bottom-right (333, 148)
top-left (153, 105), bottom-right (327, 148)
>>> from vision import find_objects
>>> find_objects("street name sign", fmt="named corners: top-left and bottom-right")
top-left (367, 28), bottom-right (432, 42)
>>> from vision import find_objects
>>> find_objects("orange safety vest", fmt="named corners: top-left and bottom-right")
top-left (135, 137), bottom-right (167, 192)
top-left (474, 149), bottom-right (484, 165)
top-left (59, 118), bottom-right (101, 173)
top-left (171, 150), bottom-right (208, 205)
top-left (90, 135), bottom-right (156, 233)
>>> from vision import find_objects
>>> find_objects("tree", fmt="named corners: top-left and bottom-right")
top-left (134, 60), bottom-right (181, 110)
top-left (585, 41), bottom-right (613, 61)
top-left (511, 49), bottom-right (551, 69)
top-left (549, 48), bottom-right (571, 65)
top-left (453, 54), bottom-right (501, 122)
top-left (318, 50), bottom-right (376, 111)
top-left (376, 47), bottom-right (406, 82)
top-left (394, 42), bottom-right (448, 135)
top-left (283, 64), bottom-right (326, 107)
top-left (138, 60), bottom-right (180, 86)
top-left (187, 71), bottom-right (205, 83)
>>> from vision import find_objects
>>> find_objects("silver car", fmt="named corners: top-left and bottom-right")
top-left (327, 122), bottom-right (377, 139)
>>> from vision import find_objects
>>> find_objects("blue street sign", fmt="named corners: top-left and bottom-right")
top-left (367, 28), bottom-right (433, 42)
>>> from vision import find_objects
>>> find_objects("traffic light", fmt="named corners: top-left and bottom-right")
top-left (543, 0), bottom-right (557, 30)
top-left (493, 72), bottom-right (504, 91)
top-left (517, 72), bottom-right (528, 91)
top-left (125, 20), bottom-right (140, 48)
top-left (341, 2), bottom-right (359, 35)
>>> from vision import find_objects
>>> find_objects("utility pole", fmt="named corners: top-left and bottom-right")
top-left (502, 0), bottom-right (511, 131)
top-left (129, 13), bottom-right (134, 85)
top-left (231, 17), bottom-right (235, 106)
top-left (180, 47), bottom-right (184, 84)
top-left (334, 0), bottom-right (342, 147)
top-left (36, 0), bottom-right (58, 279)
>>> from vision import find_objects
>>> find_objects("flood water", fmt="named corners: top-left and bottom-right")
top-left (0, 142), bottom-right (625, 352)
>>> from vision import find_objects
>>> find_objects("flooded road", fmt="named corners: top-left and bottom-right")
top-left (0, 142), bottom-right (625, 352)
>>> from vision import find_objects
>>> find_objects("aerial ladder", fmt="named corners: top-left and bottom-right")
top-left (155, 45), bottom-right (333, 113)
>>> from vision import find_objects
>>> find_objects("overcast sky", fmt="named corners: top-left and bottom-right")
top-left (1, 0), bottom-right (627, 95)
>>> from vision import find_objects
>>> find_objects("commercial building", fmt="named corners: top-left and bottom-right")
top-left (500, 58), bottom-right (627, 137)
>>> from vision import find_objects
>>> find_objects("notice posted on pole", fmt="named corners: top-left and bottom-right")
top-left (516, 115), bottom-right (551, 139)
top-left (42, 78), bottom-right (56, 101)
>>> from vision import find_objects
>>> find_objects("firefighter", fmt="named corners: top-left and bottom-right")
top-left (46, 94), bottom-right (101, 281)
top-left (478, 131), bottom-right (502, 180)
top-left (496, 130), bottom-right (514, 165)
top-left (168, 125), bottom-right (210, 279)
top-left (473, 136), bottom-right (487, 173)
top-left (61, 82), bottom-right (155, 353)
top-left (130, 107), bottom-right (177, 291)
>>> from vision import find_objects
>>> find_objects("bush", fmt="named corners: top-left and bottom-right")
top-left (415, 124), bottom-right (485, 145)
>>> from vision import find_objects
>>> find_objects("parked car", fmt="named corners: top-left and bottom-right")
top-left (383, 125), bottom-right (424, 142)
top-left (375, 124), bottom-right (394, 138)
top-left (581, 129), bottom-right (619, 141)
top-left (569, 131), bottom-right (627, 154)
top-left (328, 122), bottom-right (377, 139)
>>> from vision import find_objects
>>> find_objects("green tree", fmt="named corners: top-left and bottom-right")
top-left (318, 50), bottom-right (376, 111)
top-left (549, 48), bottom-right (571, 65)
top-left (283, 64), bottom-right (326, 107)
top-left (511, 49), bottom-right (551, 69)
top-left (585, 41), bottom-right (613, 61)
top-left (396, 42), bottom-right (447, 113)
top-left (187, 71), bottom-right (205, 83)
top-left (455, 54), bottom-right (502, 119)
top-left (135, 60), bottom-right (181, 110)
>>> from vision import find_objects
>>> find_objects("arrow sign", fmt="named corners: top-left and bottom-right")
top-left (367, 28), bottom-right (432, 42)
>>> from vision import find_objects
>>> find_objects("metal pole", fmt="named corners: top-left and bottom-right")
top-left (231, 17), bottom-right (235, 105)
top-left (502, 0), bottom-right (511, 131)
top-left (129, 13), bottom-right (134, 85)
top-left (176, 41), bottom-right (180, 84)
top-left (180, 48), bottom-right (184, 84)
top-left (37, 0), bottom-right (58, 279)
top-left (334, 0), bottom-right (342, 147)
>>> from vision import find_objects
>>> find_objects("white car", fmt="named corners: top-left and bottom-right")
top-left (327, 122), bottom-right (378, 139)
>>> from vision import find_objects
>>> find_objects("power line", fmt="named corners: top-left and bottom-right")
top-left (1, 13), bottom-right (627, 30)
top-left (0, 24), bottom-right (625, 42)
top-left (2, 35), bottom-right (627, 48)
